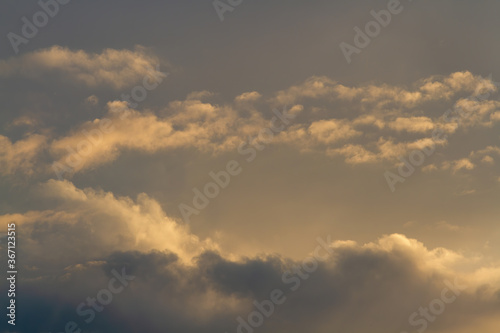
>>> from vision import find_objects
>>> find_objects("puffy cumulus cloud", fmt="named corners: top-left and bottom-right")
top-left (352, 115), bottom-right (385, 129)
top-left (235, 91), bottom-right (262, 103)
top-left (328, 144), bottom-right (378, 164)
top-left (50, 101), bottom-right (175, 174)
top-left (1, 228), bottom-right (499, 333)
top-left (2, 70), bottom-right (498, 178)
top-left (47, 71), bottom-right (496, 176)
top-left (451, 98), bottom-right (500, 128)
top-left (0, 45), bottom-right (163, 89)
top-left (49, 98), bottom-right (278, 175)
top-left (469, 146), bottom-right (500, 165)
top-left (273, 71), bottom-right (496, 107)
top-left (421, 145), bottom-right (500, 178)
top-left (490, 111), bottom-right (500, 122)
top-left (185, 90), bottom-right (215, 101)
top-left (388, 116), bottom-right (435, 133)
top-left (308, 119), bottom-right (361, 144)
top-left (268, 71), bottom-right (500, 169)
top-left (441, 158), bottom-right (476, 173)
top-left (481, 155), bottom-right (495, 165)
top-left (0, 179), bottom-right (218, 265)
top-left (328, 137), bottom-right (447, 165)
top-left (274, 76), bottom-right (338, 105)
top-left (417, 71), bottom-right (496, 100)
top-left (0, 133), bottom-right (47, 176)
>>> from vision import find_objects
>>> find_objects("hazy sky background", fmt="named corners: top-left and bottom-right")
top-left (1, 1), bottom-right (499, 332)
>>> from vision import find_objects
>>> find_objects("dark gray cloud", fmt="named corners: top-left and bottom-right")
top-left (2, 234), bottom-right (499, 333)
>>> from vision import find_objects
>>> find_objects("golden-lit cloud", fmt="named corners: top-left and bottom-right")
top-left (1, 62), bottom-right (498, 182)
top-left (0, 179), bottom-right (217, 263)
top-left (387, 116), bottom-right (435, 133)
top-left (308, 119), bottom-right (361, 144)
top-left (234, 91), bottom-right (262, 103)
top-left (49, 98), bottom-right (277, 174)
top-left (1, 2), bottom-right (499, 331)
top-left (0, 134), bottom-right (47, 176)
top-left (0, 45), bottom-right (163, 89)
top-left (273, 71), bottom-right (496, 107)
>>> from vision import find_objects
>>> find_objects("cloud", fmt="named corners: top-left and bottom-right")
top-left (328, 137), bottom-right (446, 165)
top-left (273, 71), bottom-right (495, 107)
top-left (45, 70), bottom-right (498, 175)
top-left (441, 158), bottom-right (475, 173)
top-left (2, 69), bottom-right (498, 179)
top-left (0, 179), bottom-right (217, 265)
top-left (388, 116), bottom-right (435, 133)
top-left (85, 95), bottom-right (99, 106)
top-left (0, 45), bottom-right (163, 89)
top-left (470, 146), bottom-right (500, 161)
top-left (436, 221), bottom-right (462, 231)
top-left (0, 134), bottom-right (47, 176)
top-left (1, 218), bottom-right (498, 333)
top-left (417, 71), bottom-right (495, 100)
top-left (328, 144), bottom-right (378, 164)
top-left (49, 99), bottom-right (279, 174)
top-left (1, 181), bottom-right (499, 331)
top-left (235, 91), bottom-right (262, 103)
top-left (308, 119), bottom-right (361, 144)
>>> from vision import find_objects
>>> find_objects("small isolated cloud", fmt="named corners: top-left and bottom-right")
top-left (0, 45), bottom-right (163, 89)
top-left (455, 189), bottom-right (477, 196)
top-left (441, 158), bottom-right (476, 173)
top-left (452, 159), bottom-right (475, 173)
top-left (10, 115), bottom-right (39, 128)
top-left (85, 95), bottom-right (99, 106)
top-left (422, 164), bottom-right (438, 173)
top-left (436, 220), bottom-right (462, 231)
top-left (403, 221), bottom-right (415, 228)
top-left (235, 91), bottom-right (262, 103)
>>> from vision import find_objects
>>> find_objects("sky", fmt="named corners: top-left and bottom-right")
top-left (0, 0), bottom-right (500, 332)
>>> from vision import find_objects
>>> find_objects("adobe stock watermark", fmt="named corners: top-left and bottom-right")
top-left (400, 278), bottom-right (467, 333)
top-left (48, 267), bottom-right (134, 333)
top-left (7, 0), bottom-right (72, 55)
top-left (52, 65), bottom-right (168, 180)
top-left (178, 106), bottom-right (296, 223)
top-left (385, 75), bottom-right (500, 192)
top-left (340, 0), bottom-right (406, 64)
top-left (213, 0), bottom-right (244, 22)
top-left (227, 235), bottom-right (333, 333)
